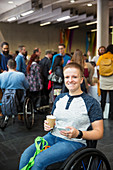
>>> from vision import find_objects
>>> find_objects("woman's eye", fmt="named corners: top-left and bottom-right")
top-left (65, 76), bottom-right (69, 79)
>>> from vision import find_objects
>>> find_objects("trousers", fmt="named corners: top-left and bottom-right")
top-left (19, 132), bottom-right (85, 170)
top-left (101, 89), bottom-right (113, 118)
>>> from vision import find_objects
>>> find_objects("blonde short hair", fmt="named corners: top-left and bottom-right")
top-left (63, 62), bottom-right (84, 77)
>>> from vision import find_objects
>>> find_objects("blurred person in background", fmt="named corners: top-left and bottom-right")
top-left (97, 44), bottom-right (113, 120)
top-left (33, 48), bottom-right (41, 58)
top-left (0, 42), bottom-right (12, 73)
top-left (26, 53), bottom-right (43, 109)
top-left (39, 50), bottom-right (53, 105)
top-left (52, 55), bottom-right (64, 100)
top-left (89, 46), bottom-right (106, 82)
top-left (15, 45), bottom-right (26, 75)
top-left (50, 43), bottom-right (71, 71)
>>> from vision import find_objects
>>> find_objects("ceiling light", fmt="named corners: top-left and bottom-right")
top-left (68, 25), bottom-right (79, 29)
top-left (7, 17), bottom-right (16, 22)
top-left (91, 29), bottom-right (97, 32)
top-left (110, 26), bottom-right (113, 28)
top-left (87, 3), bottom-right (92, 7)
top-left (40, 22), bottom-right (51, 26)
top-left (8, 1), bottom-right (13, 4)
top-left (86, 21), bottom-right (97, 25)
top-left (70, 0), bottom-right (75, 3)
top-left (21, 10), bottom-right (34, 17)
top-left (57, 16), bottom-right (70, 22)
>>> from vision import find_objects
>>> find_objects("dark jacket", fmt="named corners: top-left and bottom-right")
top-left (53, 66), bottom-right (64, 89)
top-left (39, 57), bottom-right (51, 86)
top-left (0, 53), bottom-right (12, 72)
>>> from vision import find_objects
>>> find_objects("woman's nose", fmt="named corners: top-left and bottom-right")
top-left (69, 77), bottom-right (73, 82)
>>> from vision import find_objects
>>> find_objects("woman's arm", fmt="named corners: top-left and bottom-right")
top-left (60, 119), bottom-right (103, 140)
top-left (82, 119), bottom-right (103, 140)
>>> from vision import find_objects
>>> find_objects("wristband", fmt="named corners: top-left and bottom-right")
top-left (76, 130), bottom-right (83, 139)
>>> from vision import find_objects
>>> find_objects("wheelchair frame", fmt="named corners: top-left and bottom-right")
top-left (46, 126), bottom-right (111, 170)
top-left (23, 93), bottom-right (50, 129)
top-left (63, 147), bottom-right (111, 170)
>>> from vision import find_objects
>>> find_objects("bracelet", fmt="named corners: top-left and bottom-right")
top-left (76, 130), bottom-right (83, 139)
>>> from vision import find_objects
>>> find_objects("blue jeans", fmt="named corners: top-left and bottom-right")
top-left (19, 132), bottom-right (85, 170)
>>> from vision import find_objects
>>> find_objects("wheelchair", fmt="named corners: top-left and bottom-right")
top-left (0, 89), bottom-right (50, 130)
top-left (23, 90), bottom-right (50, 129)
top-left (46, 126), bottom-right (111, 170)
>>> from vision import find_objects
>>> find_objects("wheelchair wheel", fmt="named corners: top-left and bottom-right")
top-left (63, 148), bottom-right (111, 170)
top-left (23, 97), bottom-right (34, 129)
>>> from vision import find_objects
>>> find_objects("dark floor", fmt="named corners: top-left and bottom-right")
top-left (0, 112), bottom-right (113, 170)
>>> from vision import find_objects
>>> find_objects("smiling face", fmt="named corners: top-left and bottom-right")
top-left (98, 47), bottom-right (106, 56)
top-left (64, 67), bottom-right (83, 95)
top-left (2, 44), bottom-right (9, 56)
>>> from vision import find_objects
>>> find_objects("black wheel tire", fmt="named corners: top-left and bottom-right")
top-left (23, 97), bottom-right (34, 129)
top-left (63, 148), bottom-right (111, 170)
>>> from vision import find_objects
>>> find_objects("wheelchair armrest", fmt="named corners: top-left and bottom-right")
top-left (86, 139), bottom-right (97, 148)
top-left (86, 125), bottom-right (97, 148)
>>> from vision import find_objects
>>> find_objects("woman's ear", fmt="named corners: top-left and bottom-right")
top-left (80, 77), bottom-right (84, 84)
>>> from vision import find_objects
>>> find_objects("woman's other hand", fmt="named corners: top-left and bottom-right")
top-left (60, 126), bottom-right (79, 139)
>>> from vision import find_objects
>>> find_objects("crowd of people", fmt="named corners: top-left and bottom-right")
top-left (0, 41), bottom-right (113, 169)
top-left (0, 42), bottom-right (113, 119)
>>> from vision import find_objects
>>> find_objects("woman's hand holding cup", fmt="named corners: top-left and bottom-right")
top-left (44, 115), bottom-right (56, 131)
top-left (44, 120), bottom-right (52, 131)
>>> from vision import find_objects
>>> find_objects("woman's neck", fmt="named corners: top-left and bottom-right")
top-left (69, 89), bottom-right (83, 96)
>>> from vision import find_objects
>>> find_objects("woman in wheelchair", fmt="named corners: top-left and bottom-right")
top-left (19, 62), bottom-right (103, 170)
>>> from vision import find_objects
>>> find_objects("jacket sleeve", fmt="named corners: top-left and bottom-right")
top-left (15, 56), bottom-right (21, 72)
top-left (24, 78), bottom-right (29, 89)
top-left (22, 75), bottom-right (29, 89)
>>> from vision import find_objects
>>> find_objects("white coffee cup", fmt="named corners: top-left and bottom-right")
top-left (46, 115), bottom-right (56, 128)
